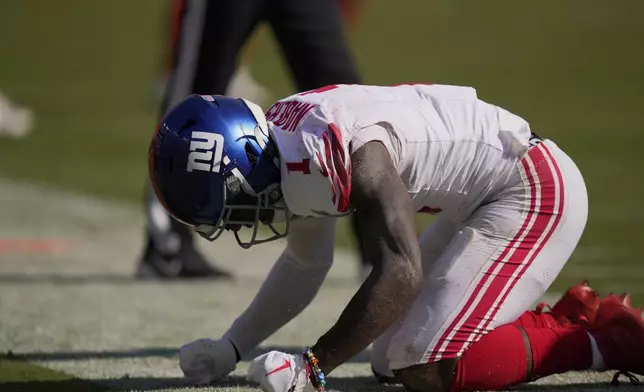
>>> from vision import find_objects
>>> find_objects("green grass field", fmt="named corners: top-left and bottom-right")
top-left (0, 179), bottom-right (639, 392)
top-left (1, 1), bottom-right (644, 390)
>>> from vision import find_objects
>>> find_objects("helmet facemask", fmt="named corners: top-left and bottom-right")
top-left (193, 154), bottom-right (290, 249)
top-left (193, 178), bottom-right (290, 249)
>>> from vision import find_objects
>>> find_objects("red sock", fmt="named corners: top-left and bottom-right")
top-left (452, 325), bottom-right (592, 391)
top-left (525, 326), bottom-right (592, 378)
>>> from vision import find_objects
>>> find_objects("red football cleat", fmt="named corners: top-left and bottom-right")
top-left (550, 280), bottom-right (601, 324)
top-left (533, 280), bottom-right (601, 326)
top-left (587, 294), bottom-right (644, 377)
top-left (605, 292), bottom-right (641, 312)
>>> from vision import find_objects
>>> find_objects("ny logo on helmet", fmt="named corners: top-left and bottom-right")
top-left (187, 131), bottom-right (225, 173)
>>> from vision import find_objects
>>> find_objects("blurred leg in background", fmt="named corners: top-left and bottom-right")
top-left (138, 0), bottom-right (261, 279)
top-left (137, 0), bottom-right (366, 280)
top-left (152, 0), bottom-right (364, 108)
top-left (263, 0), bottom-right (370, 280)
top-left (224, 25), bottom-right (271, 106)
top-left (151, 2), bottom-right (271, 108)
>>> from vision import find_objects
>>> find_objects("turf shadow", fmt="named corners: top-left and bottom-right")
top-left (4, 376), bottom-right (637, 392)
top-left (516, 378), bottom-right (641, 392)
top-left (0, 273), bottom-right (140, 285)
top-left (0, 375), bottom-right (397, 392)
top-left (9, 346), bottom-right (372, 364)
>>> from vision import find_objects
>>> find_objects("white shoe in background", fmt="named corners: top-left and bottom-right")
top-left (150, 66), bottom-right (271, 108)
top-left (226, 66), bottom-right (271, 107)
top-left (0, 91), bottom-right (34, 139)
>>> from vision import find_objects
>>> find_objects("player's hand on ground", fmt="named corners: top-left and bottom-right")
top-left (179, 338), bottom-right (237, 384)
top-left (247, 351), bottom-right (312, 392)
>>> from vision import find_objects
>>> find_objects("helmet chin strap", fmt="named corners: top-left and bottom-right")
top-left (264, 121), bottom-right (281, 169)
top-left (222, 101), bottom-right (289, 247)
top-left (241, 96), bottom-right (280, 170)
top-left (258, 122), bottom-right (290, 225)
top-left (254, 122), bottom-right (268, 149)
top-left (231, 185), bottom-right (291, 249)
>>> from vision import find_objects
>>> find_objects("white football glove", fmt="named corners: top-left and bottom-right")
top-left (247, 351), bottom-right (313, 392)
top-left (179, 338), bottom-right (238, 384)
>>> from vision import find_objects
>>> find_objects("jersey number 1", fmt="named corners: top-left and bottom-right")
top-left (285, 159), bottom-right (311, 174)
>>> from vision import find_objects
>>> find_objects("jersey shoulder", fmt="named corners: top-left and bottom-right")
top-left (267, 95), bottom-right (352, 218)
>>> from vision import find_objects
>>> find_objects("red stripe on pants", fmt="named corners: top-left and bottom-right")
top-left (469, 143), bottom-right (565, 346)
top-left (427, 144), bottom-right (562, 361)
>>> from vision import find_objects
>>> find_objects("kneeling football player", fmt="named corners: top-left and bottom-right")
top-left (148, 84), bottom-right (644, 392)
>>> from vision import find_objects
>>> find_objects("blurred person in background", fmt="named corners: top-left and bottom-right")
top-left (152, 0), bottom-right (365, 107)
top-left (137, 0), bottom-right (366, 279)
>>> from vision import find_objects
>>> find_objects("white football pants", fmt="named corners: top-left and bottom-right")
top-left (373, 140), bottom-right (588, 371)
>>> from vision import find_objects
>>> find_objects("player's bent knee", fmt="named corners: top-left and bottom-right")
top-left (393, 358), bottom-right (457, 392)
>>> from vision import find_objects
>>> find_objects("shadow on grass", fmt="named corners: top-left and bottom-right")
top-left (0, 375), bottom-right (399, 392)
top-left (9, 346), bottom-right (371, 364)
top-left (0, 273), bottom-right (359, 287)
top-left (1, 354), bottom-right (638, 392)
top-left (2, 375), bottom-right (640, 392)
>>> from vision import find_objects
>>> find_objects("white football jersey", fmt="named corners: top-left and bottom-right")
top-left (265, 84), bottom-right (533, 222)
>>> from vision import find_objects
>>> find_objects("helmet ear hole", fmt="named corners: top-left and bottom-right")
top-left (225, 175), bottom-right (242, 195)
top-left (245, 142), bottom-right (258, 168)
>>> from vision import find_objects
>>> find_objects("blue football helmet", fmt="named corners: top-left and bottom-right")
top-left (149, 94), bottom-right (288, 249)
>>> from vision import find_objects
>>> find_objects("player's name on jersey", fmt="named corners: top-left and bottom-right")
top-left (266, 100), bottom-right (316, 133)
